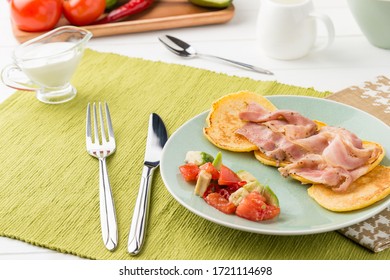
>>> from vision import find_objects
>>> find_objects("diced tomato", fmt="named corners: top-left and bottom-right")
top-left (199, 162), bottom-right (220, 180)
top-left (202, 182), bottom-right (245, 201)
top-left (218, 164), bottom-right (242, 185)
top-left (204, 192), bottom-right (236, 214)
top-left (179, 163), bottom-right (200, 182)
top-left (236, 191), bottom-right (280, 221)
top-left (226, 181), bottom-right (246, 194)
top-left (218, 189), bottom-right (230, 200)
top-left (203, 183), bottom-right (220, 199)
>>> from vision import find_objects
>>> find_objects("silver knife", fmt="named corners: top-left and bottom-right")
top-left (127, 113), bottom-right (168, 255)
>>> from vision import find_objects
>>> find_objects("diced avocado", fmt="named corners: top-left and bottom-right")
top-left (212, 151), bottom-right (222, 170)
top-left (185, 151), bottom-right (214, 166)
top-left (243, 181), bottom-right (263, 193)
top-left (229, 188), bottom-right (249, 206)
top-left (236, 170), bottom-right (257, 183)
top-left (242, 180), bottom-right (279, 207)
top-left (194, 170), bottom-right (212, 196)
top-left (262, 185), bottom-right (279, 207)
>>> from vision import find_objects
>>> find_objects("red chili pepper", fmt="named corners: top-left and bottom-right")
top-left (94, 0), bottom-right (154, 24)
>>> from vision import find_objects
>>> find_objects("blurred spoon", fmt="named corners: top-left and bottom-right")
top-left (159, 35), bottom-right (274, 75)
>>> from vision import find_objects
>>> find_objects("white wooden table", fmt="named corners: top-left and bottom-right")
top-left (0, 0), bottom-right (389, 260)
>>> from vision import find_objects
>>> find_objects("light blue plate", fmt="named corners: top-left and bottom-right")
top-left (160, 96), bottom-right (390, 235)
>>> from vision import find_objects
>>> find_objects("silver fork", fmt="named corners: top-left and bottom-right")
top-left (86, 102), bottom-right (118, 251)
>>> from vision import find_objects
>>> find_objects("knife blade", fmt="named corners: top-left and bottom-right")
top-left (127, 113), bottom-right (168, 255)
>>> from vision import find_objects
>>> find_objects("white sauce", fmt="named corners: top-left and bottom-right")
top-left (20, 42), bottom-right (83, 88)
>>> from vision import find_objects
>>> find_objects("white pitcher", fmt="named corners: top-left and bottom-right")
top-left (257, 0), bottom-right (335, 60)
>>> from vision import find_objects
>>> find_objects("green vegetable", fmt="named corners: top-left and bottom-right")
top-left (261, 185), bottom-right (279, 207)
top-left (243, 181), bottom-right (279, 207)
top-left (243, 181), bottom-right (261, 193)
top-left (185, 151), bottom-right (214, 166)
top-left (212, 151), bottom-right (222, 170)
top-left (229, 188), bottom-right (249, 206)
top-left (105, 0), bottom-right (117, 10)
top-left (235, 170), bottom-right (280, 207)
top-left (189, 0), bottom-right (232, 9)
top-left (236, 170), bottom-right (257, 182)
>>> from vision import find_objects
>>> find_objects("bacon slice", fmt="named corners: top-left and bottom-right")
top-left (323, 134), bottom-right (369, 170)
top-left (236, 122), bottom-right (306, 163)
top-left (236, 103), bottom-right (381, 192)
top-left (292, 133), bottom-right (329, 154)
top-left (278, 154), bottom-right (354, 192)
top-left (239, 103), bottom-right (317, 140)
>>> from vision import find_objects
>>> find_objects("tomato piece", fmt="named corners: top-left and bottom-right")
top-left (226, 182), bottom-right (245, 194)
top-left (236, 192), bottom-right (280, 221)
top-left (217, 188), bottom-right (230, 200)
top-left (63, 0), bottom-right (106, 26)
top-left (179, 163), bottom-right (199, 182)
top-left (202, 183), bottom-right (220, 199)
top-left (199, 162), bottom-right (219, 180)
top-left (204, 192), bottom-right (236, 214)
top-left (218, 164), bottom-right (242, 185)
top-left (10, 0), bottom-right (62, 32)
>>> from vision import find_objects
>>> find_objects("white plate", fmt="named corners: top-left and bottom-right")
top-left (160, 96), bottom-right (390, 235)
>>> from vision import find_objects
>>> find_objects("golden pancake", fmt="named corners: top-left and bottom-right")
top-left (307, 165), bottom-right (390, 212)
top-left (203, 91), bottom-right (388, 212)
top-left (203, 91), bottom-right (277, 152)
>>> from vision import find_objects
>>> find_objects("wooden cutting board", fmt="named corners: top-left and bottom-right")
top-left (11, 0), bottom-right (235, 43)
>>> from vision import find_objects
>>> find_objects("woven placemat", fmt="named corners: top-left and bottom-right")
top-left (0, 49), bottom-right (388, 259)
top-left (328, 75), bottom-right (390, 252)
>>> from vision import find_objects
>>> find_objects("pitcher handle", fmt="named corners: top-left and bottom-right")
top-left (310, 12), bottom-right (335, 52)
top-left (1, 64), bottom-right (40, 91)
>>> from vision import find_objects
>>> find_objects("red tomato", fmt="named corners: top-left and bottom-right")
top-left (10, 0), bottom-right (62, 32)
top-left (62, 0), bottom-right (105, 26)
top-left (202, 183), bottom-right (221, 199)
top-left (236, 192), bottom-right (280, 221)
top-left (226, 182), bottom-right (246, 194)
top-left (204, 193), bottom-right (236, 214)
top-left (199, 162), bottom-right (219, 180)
top-left (179, 163), bottom-right (199, 182)
top-left (218, 164), bottom-right (242, 186)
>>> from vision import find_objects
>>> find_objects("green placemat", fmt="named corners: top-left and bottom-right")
top-left (0, 49), bottom-right (388, 260)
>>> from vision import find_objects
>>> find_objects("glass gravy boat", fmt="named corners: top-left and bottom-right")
top-left (1, 26), bottom-right (92, 104)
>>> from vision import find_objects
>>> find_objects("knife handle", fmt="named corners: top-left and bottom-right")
top-left (127, 165), bottom-right (155, 255)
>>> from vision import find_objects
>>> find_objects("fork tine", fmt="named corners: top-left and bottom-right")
top-left (105, 102), bottom-right (115, 139)
top-left (99, 102), bottom-right (107, 143)
top-left (93, 102), bottom-right (99, 144)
